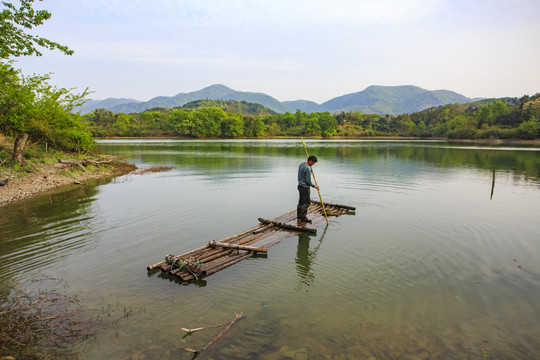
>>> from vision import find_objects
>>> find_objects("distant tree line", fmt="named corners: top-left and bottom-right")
top-left (392, 95), bottom-right (540, 140)
top-left (85, 95), bottom-right (540, 140)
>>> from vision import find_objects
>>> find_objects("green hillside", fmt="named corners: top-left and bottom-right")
top-left (178, 99), bottom-right (277, 116)
top-left (320, 85), bottom-right (473, 114)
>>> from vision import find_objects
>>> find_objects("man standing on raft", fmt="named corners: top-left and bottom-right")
top-left (297, 155), bottom-right (320, 223)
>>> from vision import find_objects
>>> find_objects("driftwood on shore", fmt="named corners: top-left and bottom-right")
top-left (58, 156), bottom-right (118, 166)
top-left (58, 156), bottom-right (118, 173)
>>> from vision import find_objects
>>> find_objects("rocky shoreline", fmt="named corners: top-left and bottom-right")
top-left (0, 158), bottom-right (137, 207)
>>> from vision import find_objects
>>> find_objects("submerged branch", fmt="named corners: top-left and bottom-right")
top-left (184, 312), bottom-right (246, 354)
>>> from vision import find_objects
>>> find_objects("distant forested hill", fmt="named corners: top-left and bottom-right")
top-left (178, 99), bottom-right (277, 116)
top-left (78, 98), bottom-right (141, 114)
top-left (282, 100), bottom-right (322, 113)
top-left (318, 85), bottom-right (473, 114)
top-left (88, 84), bottom-right (290, 114)
top-left (80, 84), bottom-right (478, 115)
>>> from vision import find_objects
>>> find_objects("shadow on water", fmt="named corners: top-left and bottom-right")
top-left (152, 270), bottom-right (209, 288)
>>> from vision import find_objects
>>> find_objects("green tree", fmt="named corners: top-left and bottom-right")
top-left (169, 109), bottom-right (189, 135)
top-left (305, 115), bottom-right (321, 136)
top-left (516, 116), bottom-right (540, 139)
top-left (221, 113), bottom-right (244, 137)
top-left (490, 100), bottom-right (510, 121)
top-left (477, 106), bottom-right (492, 126)
top-left (1, 0), bottom-right (73, 58)
top-left (139, 111), bottom-right (170, 135)
top-left (112, 113), bottom-right (133, 137)
top-left (0, 63), bottom-right (90, 163)
top-left (187, 107), bottom-right (226, 137)
top-left (318, 112), bottom-right (337, 137)
top-left (243, 115), bottom-right (264, 137)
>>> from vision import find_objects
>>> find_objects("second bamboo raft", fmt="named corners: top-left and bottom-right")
top-left (147, 200), bottom-right (355, 283)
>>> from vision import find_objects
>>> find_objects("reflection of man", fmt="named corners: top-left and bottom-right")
top-left (297, 155), bottom-right (319, 223)
top-left (295, 233), bottom-right (314, 287)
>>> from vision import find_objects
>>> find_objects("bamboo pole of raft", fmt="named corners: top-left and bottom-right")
top-left (209, 240), bottom-right (268, 253)
top-left (258, 217), bottom-right (317, 233)
top-left (155, 223), bottom-right (291, 274)
top-left (181, 252), bottom-right (254, 282)
top-left (148, 209), bottom-right (299, 273)
top-left (301, 137), bottom-right (329, 225)
top-left (170, 231), bottom-right (277, 276)
top-left (311, 199), bottom-right (356, 211)
top-left (170, 232), bottom-right (276, 277)
top-left (148, 224), bottom-right (269, 271)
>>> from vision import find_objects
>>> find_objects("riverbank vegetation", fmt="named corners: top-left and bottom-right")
top-left (0, 133), bottom-right (136, 206)
top-left (0, 63), bottom-right (93, 164)
top-left (84, 95), bottom-right (540, 140)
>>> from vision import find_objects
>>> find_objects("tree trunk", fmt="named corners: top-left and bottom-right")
top-left (13, 132), bottom-right (29, 165)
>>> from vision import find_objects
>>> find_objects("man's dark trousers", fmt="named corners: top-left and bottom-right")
top-left (297, 185), bottom-right (310, 219)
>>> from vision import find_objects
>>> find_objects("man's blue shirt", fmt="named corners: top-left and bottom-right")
top-left (298, 162), bottom-right (314, 187)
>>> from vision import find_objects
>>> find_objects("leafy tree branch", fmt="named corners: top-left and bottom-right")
top-left (1, 0), bottom-right (73, 58)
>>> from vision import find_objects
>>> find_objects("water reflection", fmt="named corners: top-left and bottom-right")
top-left (491, 167), bottom-right (496, 199)
top-left (97, 139), bottom-right (540, 181)
top-left (0, 185), bottom-right (102, 284)
top-left (295, 228), bottom-right (326, 290)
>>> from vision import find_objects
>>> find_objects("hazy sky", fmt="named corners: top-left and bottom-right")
top-left (12, 0), bottom-right (540, 103)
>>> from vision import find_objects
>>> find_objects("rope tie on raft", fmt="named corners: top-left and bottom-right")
top-left (166, 255), bottom-right (204, 280)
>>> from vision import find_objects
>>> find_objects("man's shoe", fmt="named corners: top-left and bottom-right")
top-left (301, 217), bottom-right (312, 223)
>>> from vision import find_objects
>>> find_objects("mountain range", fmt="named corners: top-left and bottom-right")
top-left (78, 84), bottom-right (478, 115)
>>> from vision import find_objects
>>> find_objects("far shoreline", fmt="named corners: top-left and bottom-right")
top-left (2, 136), bottom-right (538, 207)
top-left (94, 136), bottom-right (540, 146)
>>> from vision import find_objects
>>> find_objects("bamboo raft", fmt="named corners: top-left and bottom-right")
top-left (147, 200), bottom-right (355, 283)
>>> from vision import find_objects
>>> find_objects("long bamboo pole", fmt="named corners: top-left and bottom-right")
top-left (301, 137), bottom-right (329, 225)
top-left (209, 240), bottom-right (268, 253)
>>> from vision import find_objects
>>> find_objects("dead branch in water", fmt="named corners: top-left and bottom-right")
top-left (184, 312), bottom-right (246, 354)
top-left (181, 321), bottom-right (230, 334)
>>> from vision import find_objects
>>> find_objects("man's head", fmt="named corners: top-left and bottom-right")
top-left (306, 155), bottom-right (318, 166)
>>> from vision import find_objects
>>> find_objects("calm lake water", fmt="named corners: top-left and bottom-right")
top-left (1, 139), bottom-right (540, 359)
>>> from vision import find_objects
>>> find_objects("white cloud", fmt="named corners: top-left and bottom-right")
top-left (15, 0), bottom-right (540, 101)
